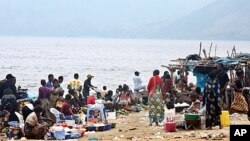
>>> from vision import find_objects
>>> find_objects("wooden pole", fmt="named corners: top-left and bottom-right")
top-left (233, 46), bottom-right (236, 56)
top-left (229, 69), bottom-right (233, 84)
top-left (231, 46), bottom-right (236, 57)
top-left (170, 67), bottom-right (174, 82)
top-left (199, 42), bottom-right (202, 57)
top-left (203, 49), bottom-right (207, 58)
top-left (231, 47), bottom-right (234, 57)
top-left (208, 42), bottom-right (213, 57)
top-left (215, 45), bottom-right (217, 57)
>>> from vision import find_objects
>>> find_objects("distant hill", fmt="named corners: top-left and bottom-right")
top-left (138, 0), bottom-right (250, 40)
top-left (0, 0), bottom-right (214, 38)
top-left (0, 0), bottom-right (249, 40)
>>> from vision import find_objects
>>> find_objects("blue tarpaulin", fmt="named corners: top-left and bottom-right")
top-left (193, 71), bottom-right (209, 92)
top-left (215, 57), bottom-right (239, 65)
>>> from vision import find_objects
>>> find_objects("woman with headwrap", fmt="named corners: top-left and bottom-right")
top-left (147, 69), bottom-right (164, 126)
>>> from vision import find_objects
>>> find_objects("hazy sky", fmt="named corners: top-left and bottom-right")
top-left (0, 0), bottom-right (216, 36)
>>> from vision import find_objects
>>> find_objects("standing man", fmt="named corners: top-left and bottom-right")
top-left (217, 64), bottom-right (229, 107)
top-left (46, 74), bottom-right (54, 88)
top-left (58, 76), bottom-right (65, 97)
top-left (58, 76), bottom-right (64, 88)
top-left (133, 71), bottom-right (146, 101)
top-left (82, 74), bottom-right (97, 105)
top-left (133, 71), bottom-right (146, 92)
top-left (67, 73), bottom-right (82, 93)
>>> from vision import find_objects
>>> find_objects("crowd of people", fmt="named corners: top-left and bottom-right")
top-left (0, 72), bottom-right (148, 139)
top-left (145, 65), bottom-right (250, 129)
top-left (0, 64), bottom-right (250, 139)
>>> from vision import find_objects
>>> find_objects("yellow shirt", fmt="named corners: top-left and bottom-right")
top-left (68, 79), bottom-right (82, 91)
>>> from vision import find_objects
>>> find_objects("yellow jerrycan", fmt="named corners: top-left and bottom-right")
top-left (220, 110), bottom-right (230, 127)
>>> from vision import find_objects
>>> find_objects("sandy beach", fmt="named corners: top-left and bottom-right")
top-left (78, 109), bottom-right (250, 141)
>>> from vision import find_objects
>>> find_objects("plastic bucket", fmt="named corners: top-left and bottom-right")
top-left (164, 122), bottom-right (176, 132)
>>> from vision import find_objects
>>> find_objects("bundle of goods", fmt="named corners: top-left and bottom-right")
top-left (174, 102), bottom-right (190, 113)
top-left (48, 124), bottom-right (86, 140)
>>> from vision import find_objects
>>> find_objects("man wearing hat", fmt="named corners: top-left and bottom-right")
top-left (82, 74), bottom-right (97, 105)
top-left (133, 71), bottom-right (146, 98)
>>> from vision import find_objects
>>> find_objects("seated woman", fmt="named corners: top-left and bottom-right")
top-left (119, 85), bottom-right (133, 109)
top-left (243, 89), bottom-right (250, 121)
top-left (22, 102), bottom-right (34, 121)
top-left (230, 79), bottom-right (249, 114)
top-left (70, 91), bottom-right (82, 114)
top-left (0, 104), bottom-right (11, 127)
top-left (24, 106), bottom-right (49, 139)
top-left (105, 90), bottom-right (113, 102)
top-left (1, 89), bottom-right (18, 121)
top-left (57, 98), bottom-right (73, 117)
top-left (181, 95), bottom-right (196, 113)
top-left (187, 100), bottom-right (201, 114)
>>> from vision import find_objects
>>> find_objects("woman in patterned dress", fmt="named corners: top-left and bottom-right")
top-left (203, 71), bottom-right (223, 129)
top-left (147, 69), bottom-right (164, 126)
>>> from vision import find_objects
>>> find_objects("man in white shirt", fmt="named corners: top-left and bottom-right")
top-left (133, 71), bottom-right (146, 98)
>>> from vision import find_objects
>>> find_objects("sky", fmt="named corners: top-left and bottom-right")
top-left (0, 0), bottom-right (216, 37)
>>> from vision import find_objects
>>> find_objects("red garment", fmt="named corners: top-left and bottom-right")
top-left (162, 79), bottom-right (173, 94)
top-left (87, 95), bottom-right (96, 105)
top-left (147, 75), bottom-right (162, 97)
top-left (119, 92), bottom-right (130, 101)
top-left (61, 102), bottom-right (73, 115)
